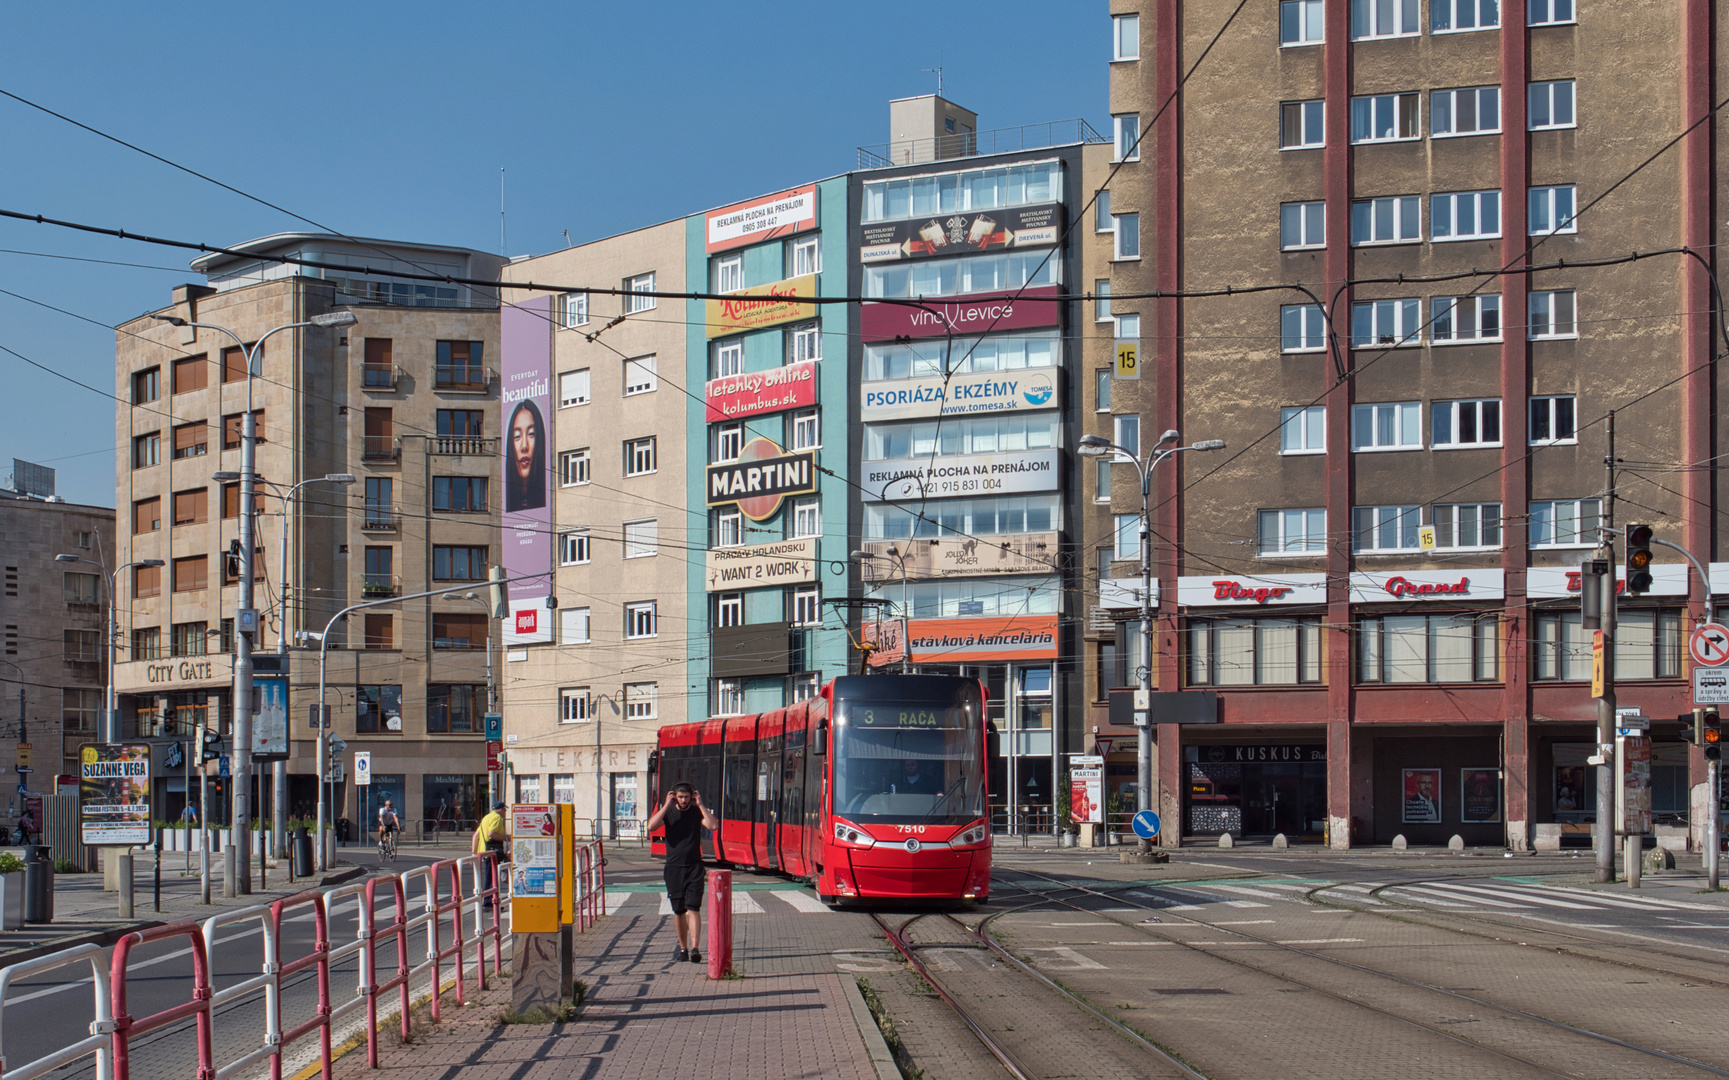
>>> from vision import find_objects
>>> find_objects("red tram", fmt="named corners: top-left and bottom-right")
top-left (650, 674), bottom-right (991, 904)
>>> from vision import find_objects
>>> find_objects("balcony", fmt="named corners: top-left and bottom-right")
top-left (434, 365), bottom-right (492, 393)
top-left (362, 435), bottom-right (400, 462)
top-left (362, 364), bottom-right (401, 390)
top-left (363, 573), bottom-right (401, 598)
top-left (360, 511), bottom-right (400, 533)
top-left (431, 436), bottom-right (497, 457)
top-left (856, 118), bottom-right (1107, 169)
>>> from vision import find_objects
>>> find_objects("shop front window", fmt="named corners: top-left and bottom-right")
top-left (423, 773), bottom-right (486, 834)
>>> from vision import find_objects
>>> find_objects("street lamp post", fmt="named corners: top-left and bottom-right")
top-left (56, 555), bottom-right (165, 744)
top-left (1079, 430), bottom-right (1224, 856)
top-left (150, 310), bottom-right (357, 893)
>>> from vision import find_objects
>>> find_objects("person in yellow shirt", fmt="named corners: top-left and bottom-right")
top-left (473, 801), bottom-right (507, 907)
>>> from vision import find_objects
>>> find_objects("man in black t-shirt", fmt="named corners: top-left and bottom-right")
top-left (646, 782), bottom-right (719, 964)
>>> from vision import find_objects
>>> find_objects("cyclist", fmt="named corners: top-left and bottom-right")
top-left (377, 799), bottom-right (401, 859)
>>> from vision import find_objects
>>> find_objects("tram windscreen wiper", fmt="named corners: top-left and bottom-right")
top-left (920, 776), bottom-right (967, 823)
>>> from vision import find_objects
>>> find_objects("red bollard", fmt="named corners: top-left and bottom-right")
top-left (706, 868), bottom-right (732, 979)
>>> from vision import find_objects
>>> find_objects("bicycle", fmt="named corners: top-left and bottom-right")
top-left (378, 827), bottom-right (398, 861)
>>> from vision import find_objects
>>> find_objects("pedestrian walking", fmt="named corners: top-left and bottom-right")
top-left (644, 783), bottom-right (718, 964)
top-left (17, 808), bottom-right (36, 846)
top-left (473, 801), bottom-right (507, 907)
top-left (181, 803), bottom-right (198, 828)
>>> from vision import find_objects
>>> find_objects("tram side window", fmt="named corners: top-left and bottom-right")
top-left (724, 748), bottom-right (754, 823)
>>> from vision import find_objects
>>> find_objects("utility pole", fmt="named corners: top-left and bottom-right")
top-left (1594, 411), bottom-right (1617, 884)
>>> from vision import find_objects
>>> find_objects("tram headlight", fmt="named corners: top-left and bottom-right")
top-left (947, 820), bottom-right (990, 848)
top-left (832, 818), bottom-right (875, 848)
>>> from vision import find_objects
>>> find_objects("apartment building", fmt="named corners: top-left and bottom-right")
top-left (114, 234), bottom-right (504, 832)
top-left (497, 221), bottom-right (689, 832)
top-left (0, 490), bottom-right (115, 812)
top-left (1102, 1), bottom-right (1722, 848)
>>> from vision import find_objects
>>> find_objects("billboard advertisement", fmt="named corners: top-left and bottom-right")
top-left (705, 359), bottom-right (817, 423)
top-left (1069, 757), bottom-right (1104, 824)
top-left (859, 367), bottom-right (1058, 422)
top-left (859, 203), bottom-right (1065, 263)
top-left (706, 185), bottom-right (818, 253)
top-left (862, 449), bottom-right (1057, 502)
top-left (705, 437), bottom-right (817, 520)
top-left (253, 674), bottom-right (288, 758)
top-left (856, 534), bottom-right (1057, 581)
top-left (705, 274), bottom-right (818, 337)
top-left (860, 285), bottom-right (1061, 342)
top-left (501, 296), bottom-right (554, 645)
top-left (705, 538), bottom-right (817, 592)
top-left (865, 614), bottom-right (1058, 667)
top-left (79, 742), bottom-right (151, 846)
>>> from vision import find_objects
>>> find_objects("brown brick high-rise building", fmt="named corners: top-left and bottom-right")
top-left (1094, 1), bottom-right (1721, 850)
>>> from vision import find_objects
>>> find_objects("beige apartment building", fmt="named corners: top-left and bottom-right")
top-left (113, 234), bottom-right (505, 834)
top-left (0, 490), bottom-right (115, 816)
top-left (497, 221), bottom-right (689, 833)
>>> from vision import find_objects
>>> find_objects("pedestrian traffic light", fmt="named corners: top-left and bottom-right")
top-left (1706, 709), bottom-right (1722, 761)
top-left (225, 539), bottom-right (243, 581)
top-left (1624, 523), bottom-right (1655, 595)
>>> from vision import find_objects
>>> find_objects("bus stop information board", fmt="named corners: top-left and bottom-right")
top-left (80, 742), bottom-right (151, 845)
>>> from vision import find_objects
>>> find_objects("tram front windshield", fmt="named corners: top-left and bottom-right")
top-left (832, 683), bottom-right (984, 826)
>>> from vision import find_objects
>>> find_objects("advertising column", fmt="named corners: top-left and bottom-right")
top-left (502, 297), bottom-right (554, 645)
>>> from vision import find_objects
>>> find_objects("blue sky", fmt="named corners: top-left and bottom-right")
top-left (0, 3), bottom-right (1108, 507)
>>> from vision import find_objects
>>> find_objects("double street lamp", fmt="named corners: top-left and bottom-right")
top-left (1078, 429), bottom-right (1224, 854)
top-left (149, 309), bottom-right (358, 892)
top-left (55, 554), bottom-right (165, 744)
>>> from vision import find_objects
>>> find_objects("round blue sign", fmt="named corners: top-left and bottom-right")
top-left (1132, 810), bottom-right (1162, 840)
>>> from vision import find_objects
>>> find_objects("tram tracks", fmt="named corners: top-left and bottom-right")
top-left (988, 866), bottom-right (1729, 1080)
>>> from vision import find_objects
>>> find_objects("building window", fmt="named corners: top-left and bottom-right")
top-left (1113, 113), bottom-right (1141, 162)
top-left (624, 518), bottom-right (658, 558)
top-left (133, 563), bottom-right (161, 599)
top-left (432, 476), bottom-right (488, 512)
top-left (1113, 12), bottom-right (1140, 59)
top-left (1432, 0), bottom-right (1499, 30)
top-left (172, 488), bottom-right (208, 526)
top-left (1527, 0), bottom-right (1574, 26)
top-left (624, 354), bottom-right (657, 395)
top-left (559, 368), bottom-right (590, 408)
top-left (792, 497), bottom-right (820, 539)
top-left (356, 684), bottom-right (404, 734)
top-left (172, 422), bottom-right (208, 460)
top-left (559, 448), bottom-right (590, 487)
top-left (170, 621), bottom-right (207, 657)
top-left (1188, 616), bottom-right (1324, 686)
top-left (516, 776), bottom-right (542, 803)
top-left (1281, 0), bottom-right (1325, 44)
top-left (624, 682), bottom-right (657, 720)
top-left (1353, 505), bottom-right (1421, 552)
top-left (1528, 80), bottom-right (1576, 130)
top-left (437, 409), bottom-right (483, 437)
top-left (1432, 399), bottom-right (1501, 447)
top-left (427, 685), bottom-right (484, 733)
top-left (1350, 93), bottom-right (1420, 143)
top-left (788, 236), bottom-right (821, 277)
top-left (1280, 201), bottom-right (1326, 249)
top-left (1535, 610), bottom-right (1680, 681)
top-left (1431, 190), bottom-right (1501, 241)
top-left (559, 687), bottom-right (592, 723)
top-left (432, 612), bottom-right (486, 650)
top-left (1274, 107), bottom-right (1320, 156)
top-left (221, 346), bottom-right (252, 384)
top-left (1529, 396), bottom-right (1577, 444)
top-left (787, 323), bottom-right (821, 363)
top-left (364, 548), bottom-right (394, 595)
top-left (1529, 185), bottom-right (1578, 235)
top-left (1280, 406), bottom-right (1326, 454)
top-left (714, 255), bottom-right (744, 293)
top-left (63, 629), bottom-right (100, 663)
top-left (862, 162), bottom-right (1060, 222)
top-left (624, 436), bottom-right (657, 476)
top-left (715, 509), bottom-right (744, 548)
top-left (171, 556), bottom-right (206, 593)
top-left (132, 627), bottom-right (162, 660)
top-left (714, 341), bottom-right (744, 378)
top-left (1360, 615), bottom-right (1500, 683)
top-left (1431, 295), bottom-right (1502, 342)
top-left (1529, 290), bottom-right (1577, 338)
top-left (363, 613), bottom-right (393, 650)
top-left (435, 341), bottom-right (485, 388)
top-left (561, 607), bottom-right (590, 644)
top-left (557, 292), bottom-right (589, 328)
top-left (792, 585), bottom-right (822, 628)
top-left (792, 672), bottom-right (820, 702)
top-left (715, 593), bottom-right (744, 628)
top-left (791, 409), bottom-right (820, 451)
top-left (1109, 416), bottom-right (1138, 461)
top-left (172, 355), bottom-right (209, 394)
top-left (1113, 514), bottom-right (1140, 561)
top-left (1115, 313), bottom-right (1141, 343)
top-left (432, 545), bottom-right (487, 581)
top-left (132, 432), bottom-right (161, 469)
top-left (1095, 369), bottom-right (1112, 412)
top-left (713, 679), bottom-right (745, 717)
top-left (1433, 502), bottom-right (1503, 549)
top-left (1281, 304), bottom-right (1328, 353)
top-left (1113, 214), bottom-right (1140, 259)
top-left (560, 530), bottom-right (591, 566)
top-left (132, 367), bottom-right (160, 404)
top-left (1530, 498), bottom-right (1601, 547)
top-left (625, 273), bottom-right (656, 313)
top-left (365, 478), bottom-right (393, 526)
top-left (1351, 196), bottom-right (1421, 245)
top-left (1352, 401), bottom-right (1421, 451)
top-left (1259, 508), bottom-right (1327, 555)
top-left (865, 249), bottom-right (1060, 299)
top-left (1351, 298), bottom-right (1422, 347)
top-left (222, 411), bottom-right (266, 450)
top-left (1352, 0), bottom-right (1418, 38)
top-left (133, 496), bottom-right (162, 534)
top-left (1095, 459), bottom-right (1112, 502)
top-left (1094, 190), bottom-right (1112, 232)
top-left (1092, 278), bottom-right (1113, 322)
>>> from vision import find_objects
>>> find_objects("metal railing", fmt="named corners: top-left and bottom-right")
top-left (433, 366), bottom-right (489, 390)
top-left (359, 511), bottom-right (400, 532)
top-left (361, 365), bottom-right (398, 390)
top-left (362, 574), bottom-right (400, 598)
top-left (857, 118), bottom-right (1108, 170)
top-left (361, 436), bottom-right (399, 462)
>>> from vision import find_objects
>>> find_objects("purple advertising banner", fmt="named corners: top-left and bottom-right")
top-left (501, 297), bottom-right (553, 645)
top-left (859, 285), bottom-right (1061, 342)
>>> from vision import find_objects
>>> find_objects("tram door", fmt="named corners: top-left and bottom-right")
top-left (759, 750), bottom-right (781, 870)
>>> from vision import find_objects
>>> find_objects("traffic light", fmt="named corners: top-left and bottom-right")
top-left (1624, 523), bottom-right (1655, 595)
top-left (199, 728), bottom-right (224, 762)
top-left (1681, 709), bottom-right (1703, 745)
top-left (1706, 709), bottom-right (1722, 761)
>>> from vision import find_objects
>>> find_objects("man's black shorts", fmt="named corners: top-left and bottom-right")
top-left (664, 860), bottom-right (705, 916)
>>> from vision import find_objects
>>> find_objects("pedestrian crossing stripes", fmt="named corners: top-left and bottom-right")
top-left (600, 890), bottom-right (833, 916)
top-left (1123, 878), bottom-right (1729, 920)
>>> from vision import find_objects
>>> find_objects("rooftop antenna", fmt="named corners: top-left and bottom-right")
top-left (921, 66), bottom-right (943, 97)
top-left (499, 168), bottom-right (506, 255)
top-left (563, 230), bottom-right (574, 249)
